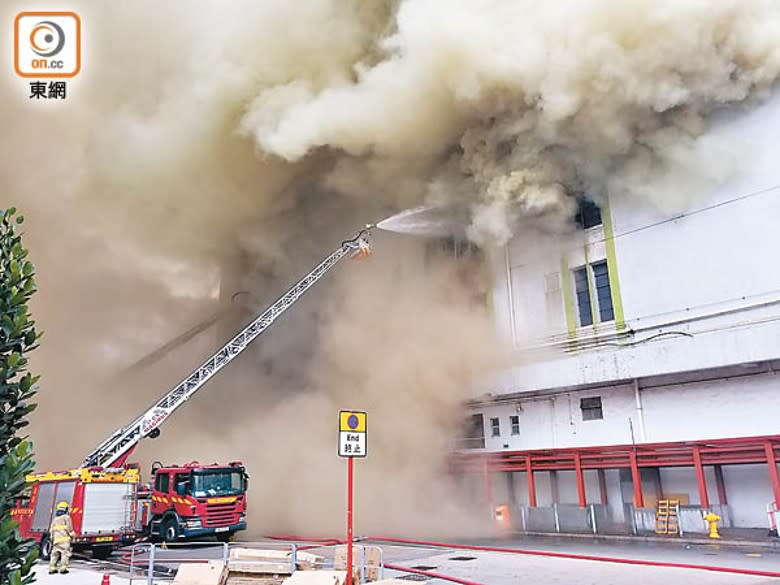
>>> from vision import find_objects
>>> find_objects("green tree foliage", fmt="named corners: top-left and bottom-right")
top-left (0, 208), bottom-right (41, 585)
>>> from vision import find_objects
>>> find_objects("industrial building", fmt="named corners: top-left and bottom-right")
top-left (456, 92), bottom-right (780, 535)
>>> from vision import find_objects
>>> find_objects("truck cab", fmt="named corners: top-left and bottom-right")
top-left (146, 461), bottom-right (247, 542)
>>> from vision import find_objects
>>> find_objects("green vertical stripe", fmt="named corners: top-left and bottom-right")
top-left (602, 199), bottom-right (626, 330)
top-left (560, 257), bottom-right (577, 339)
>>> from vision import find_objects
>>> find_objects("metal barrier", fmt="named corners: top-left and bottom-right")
top-left (124, 540), bottom-right (382, 584)
top-left (519, 503), bottom-right (634, 535)
top-left (126, 541), bottom-right (232, 584)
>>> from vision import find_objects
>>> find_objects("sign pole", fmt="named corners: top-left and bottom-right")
top-left (339, 409), bottom-right (366, 585)
top-left (346, 455), bottom-right (354, 585)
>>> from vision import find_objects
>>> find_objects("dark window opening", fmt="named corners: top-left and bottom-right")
top-left (510, 415), bottom-right (520, 435)
top-left (428, 237), bottom-right (482, 260)
top-left (490, 417), bottom-right (501, 437)
top-left (444, 238), bottom-right (481, 259)
top-left (464, 413), bottom-right (485, 449)
top-left (581, 396), bottom-right (603, 421)
top-left (575, 198), bottom-right (603, 229)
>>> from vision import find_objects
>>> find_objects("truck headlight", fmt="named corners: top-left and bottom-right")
top-left (239, 514), bottom-right (246, 523)
top-left (185, 518), bottom-right (202, 528)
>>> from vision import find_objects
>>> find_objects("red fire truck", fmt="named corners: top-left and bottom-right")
top-left (142, 461), bottom-right (247, 542)
top-left (13, 467), bottom-right (141, 560)
top-left (11, 227), bottom-right (373, 558)
top-left (14, 461), bottom-right (248, 559)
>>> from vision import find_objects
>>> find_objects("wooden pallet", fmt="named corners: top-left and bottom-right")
top-left (655, 499), bottom-right (680, 535)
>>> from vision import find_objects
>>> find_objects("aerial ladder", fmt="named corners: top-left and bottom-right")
top-left (83, 226), bottom-right (374, 469)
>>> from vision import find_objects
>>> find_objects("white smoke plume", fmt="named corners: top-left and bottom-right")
top-left (246, 0), bottom-right (780, 243)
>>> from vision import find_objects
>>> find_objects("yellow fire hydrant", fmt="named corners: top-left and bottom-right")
top-left (703, 511), bottom-right (721, 539)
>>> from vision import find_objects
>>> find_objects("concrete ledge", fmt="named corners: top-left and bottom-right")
top-left (514, 530), bottom-right (780, 550)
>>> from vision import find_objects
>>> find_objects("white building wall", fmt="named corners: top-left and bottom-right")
top-left (641, 373), bottom-right (780, 442)
top-left (479, 371), bottom-right (779, 450)
top-left (471, 371), bottom-right (779, 528)
top-left (474, 87), bottom-right (780, 531)
top-left (604, 470), bottom-right (625, 523)
top-left (722, 465), bottom-right (776, 528)
top-left (489, 90), bottom-right (780, 397)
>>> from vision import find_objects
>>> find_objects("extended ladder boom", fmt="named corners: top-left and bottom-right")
top-left (84, 227), bottom-right (373, 468)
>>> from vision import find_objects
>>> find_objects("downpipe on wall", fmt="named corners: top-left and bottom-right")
top-left (633, 379), bottom-right (647, 442)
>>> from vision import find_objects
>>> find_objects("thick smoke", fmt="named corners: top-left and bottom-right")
top-left (2, 0), bottom-right (779, 536)
top-left (248, 0), bottom-right (780, 243)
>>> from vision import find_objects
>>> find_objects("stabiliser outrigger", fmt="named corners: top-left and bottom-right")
top-left (13, 226), bottom-right (375, 556)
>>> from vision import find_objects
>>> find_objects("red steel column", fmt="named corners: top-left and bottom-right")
top-left (574, 453), bottom-right (587, 507)
top-left (693, 446), bottom-right (710, 509)
top-left (525, 455), bottom-right (537, 507)
top-left (629, 451), bottom-right (644, 508)
top-left (714, 465), bottom-right (728, 506)
top-left (598, 469), bottom-right (608, 505)
top-left (765, 442), bottom-right (780, 506)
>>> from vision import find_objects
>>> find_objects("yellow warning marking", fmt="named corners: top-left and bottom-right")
top-left (207, 497), bottom-right (237, 504)
top-left (339, 410), bottom-right (367, 433)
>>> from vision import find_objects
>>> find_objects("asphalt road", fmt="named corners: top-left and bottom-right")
top-left (41, 536), bottom-right (780, 585)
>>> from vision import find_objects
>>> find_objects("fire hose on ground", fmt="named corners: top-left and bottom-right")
top-left (368, 536), bottom-right (780, 580)
top-left (109, 534), bottom-right (780, 583)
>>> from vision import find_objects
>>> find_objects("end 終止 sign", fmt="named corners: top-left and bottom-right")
top-left (338, 410), bottom-right (366, 458)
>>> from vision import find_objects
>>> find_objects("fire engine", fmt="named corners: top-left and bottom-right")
top-left (11, 227), bottom-right (374, 559)
top-left (13, 467), bottom-right (140, 560)
top-left (140, 460), bottom-right (248, 543)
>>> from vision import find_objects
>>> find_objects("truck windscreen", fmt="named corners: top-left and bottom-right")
top-left (191, 470), bottom-right (244, 497)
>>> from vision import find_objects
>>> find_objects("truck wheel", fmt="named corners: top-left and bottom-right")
top-left (162, 518), bottom-right (179, 543)
top-left (38, 534), bottom-right (52, 561)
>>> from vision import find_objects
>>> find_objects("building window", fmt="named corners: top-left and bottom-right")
top-left (591, 262), bottom-right (614, 322)
top-left (573, 262), bottom-right (614, 326)
top-left (575, 198), bottom-right (603, 229)
top-left (463, 414), bottom-right (485, 449)
top-left (510, 415), bottom-right (520, 435)
top-left (427, 237), bottom-right (482, 260)
top-left (581, 397), bottom-right (603, 421)
top-left (573, 267), bottom-right (593, 326)
top-left (490, 417), bottom-right (500, 437)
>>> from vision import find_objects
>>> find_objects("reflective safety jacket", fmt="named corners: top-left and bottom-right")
top-left (49, 514), bottom-right (75, 546)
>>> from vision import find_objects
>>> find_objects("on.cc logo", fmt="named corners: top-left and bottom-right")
top-left (14, 12), bottom-right (81, 78)
top-left (29, 21), bottom-right (66, 57)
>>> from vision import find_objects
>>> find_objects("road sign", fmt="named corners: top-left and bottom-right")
top-left (339, 410), bottom-right (367, 458)
top-left (339, 410), bottom-right (366, 585)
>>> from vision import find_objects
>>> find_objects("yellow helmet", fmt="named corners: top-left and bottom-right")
top-left (56, 501), bottom-right (69, 512)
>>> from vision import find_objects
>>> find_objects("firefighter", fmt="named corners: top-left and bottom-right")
top-left (48, 501), bottom-right (75, 574)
